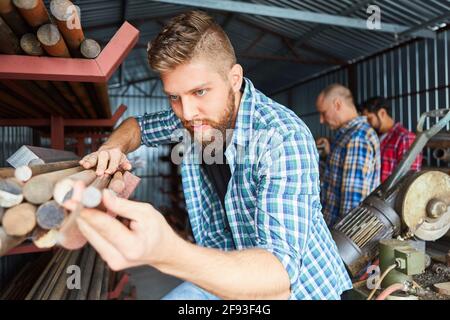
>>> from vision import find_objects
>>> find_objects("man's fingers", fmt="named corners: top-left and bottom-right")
top-left (105, 151), bottom-right (121, 175)
top-left (81, 153), bottom-right (98, 169)
top-left (119, 154), bottom-right (132, 171)
top-left (96, 151), bottom-right (110, 176)
top-left (76, 217), bottom-right (128, 269)
top-left (102, 189), bottom-right (145, 221)
top-left (62, 180), bottom-right (85, 211)
top-left (78, 208), bottom-right (137, 255)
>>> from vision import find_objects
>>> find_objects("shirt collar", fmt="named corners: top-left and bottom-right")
top-left (338, 116), bottom-right (366, 134)
top-left (229, 77), bottom-right (255, 148)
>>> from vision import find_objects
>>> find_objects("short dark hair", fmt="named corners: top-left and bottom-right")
top-left (358, 97), bottom-right (391, 115)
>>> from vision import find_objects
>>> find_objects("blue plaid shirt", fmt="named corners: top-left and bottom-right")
top-left (321, 116), bottom-right (381, 227)
top-left (136, 78), bottom-right (352, 300)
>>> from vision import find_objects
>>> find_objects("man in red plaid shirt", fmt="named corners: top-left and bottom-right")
top-left (359, 97), bottom-right (422, 182)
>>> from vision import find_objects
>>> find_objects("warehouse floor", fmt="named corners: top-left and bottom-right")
top-left (127, 266), bottom-right (182, 300)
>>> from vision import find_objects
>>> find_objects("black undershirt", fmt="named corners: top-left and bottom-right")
top-left (201, 81), bottom-right (245, 236)
top-left (202, 155), bottom-right (231, 211)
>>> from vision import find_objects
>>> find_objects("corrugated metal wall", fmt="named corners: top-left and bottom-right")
top-left (272, 67), bottom-right (349, 139)
top-left (0, 127), bottom-right (34, 167)
top-left (272, 29), bottom-right (450, 167)
top-left (110, 80), bottom-right (174, 207)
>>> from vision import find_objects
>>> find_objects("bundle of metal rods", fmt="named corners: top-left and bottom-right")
top-left (0, 159), bottom-right (129, 256)
top-left (0, 0), bottom-right (111, 119)
top-left (0, 245), bottom-right (110, 300)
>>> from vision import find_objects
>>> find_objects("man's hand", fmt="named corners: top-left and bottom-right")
top-left (315, 137), bottom-right (331, 157)
top-left (79, 145), bottom-right (132, 176)
top-left (73, 189), bottom-right (178, 271)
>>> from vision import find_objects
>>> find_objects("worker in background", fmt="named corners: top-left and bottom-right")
top-left (62, 11), bottom-right (352, 300)
top-left (315, 85), bottom-right (381, 228)
top-left (358, 97), bottom-right (422, 182)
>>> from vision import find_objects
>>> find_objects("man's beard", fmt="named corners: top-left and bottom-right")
top-left (182, 89), bottom-right (236, 149)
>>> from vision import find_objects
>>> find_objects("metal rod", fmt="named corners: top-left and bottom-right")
top-left (23, 166), bottom-right (83, 204)
top-left (37, 23), bottom-right (71, 57)
top-left (2, 202), bottom-right (37, 236)
top-left (50, 0), bottom-right (84, 55)
top-left (13, 0), bottom-right (49, 29)
top-left (15, 159), bottom-right (80, 182)
top-left (0, 0), bottom-right (29, 36)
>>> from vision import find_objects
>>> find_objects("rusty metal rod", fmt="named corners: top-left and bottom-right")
top-left (50, 0), bottom-right (84, 54)
top-left (13, 0), bottom-right (50, 29)
top-left (20, 32), bottom-right (43, 55)
top-left (80, 38), bottom-right (101, 59)
top-left (37, 23), bottom-right (70, 57)
top-left (0, 15), bottom-right (21, 54)
top-left (15, 159), bottom-right (80, 182)
top-left (0, 0), bottom-right (29, 36)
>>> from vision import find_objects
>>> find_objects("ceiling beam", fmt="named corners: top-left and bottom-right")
top-left (152, 0), bottom-right (435, 38)
top-left (398, 11), bottom-right (450, 38)
top-left (236, 17), bottom-right (346, 65)
top-left (239, 54), bottom-right (335, 65)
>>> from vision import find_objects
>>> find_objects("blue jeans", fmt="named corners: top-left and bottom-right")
top-left (161, 282), bottom-right (221, 300)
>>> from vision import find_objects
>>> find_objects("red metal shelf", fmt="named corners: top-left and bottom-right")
top-left (0, 22), bottom-right (139, 83)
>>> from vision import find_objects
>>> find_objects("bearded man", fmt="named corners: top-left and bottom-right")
top-left (65, 11), bottom-right (352, 300)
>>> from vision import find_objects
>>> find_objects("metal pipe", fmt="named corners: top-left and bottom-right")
top-left (15, 159), bottom-right (80, 182)
top-left (2, 202), bottom-right (37, 236)
top-left (0, 16), bottom-right (21, 54)
top-left (50, 0), bottom-right (84, 55)
top-left (13, 0), bottom-right (50, 29)
top-left (23, 166), bottom-right (84, 204)
top-left (0, 0), bottom-right (29, 36)
top-left (36, 23), bottom-right (70, 57)
top-left (20, 32), bottom-right (43, 55)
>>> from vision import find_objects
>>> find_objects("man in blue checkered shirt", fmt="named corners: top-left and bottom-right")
top-left (71, 11), bottom-right (352, 300)
top-left (316, 84), bottom-right (381, 228)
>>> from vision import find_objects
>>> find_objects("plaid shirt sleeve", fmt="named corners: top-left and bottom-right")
top-left (135, 109), bottom-right (183, 147)
top-left (340, 136), bottom-right (377, 216)
top-left (397, 132), bottom-right (422, 171)
top-left (254, 129), bottom-right (320, 297)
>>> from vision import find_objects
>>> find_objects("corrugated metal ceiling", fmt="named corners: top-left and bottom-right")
top-left (62, 0), bottom-right (450, 92)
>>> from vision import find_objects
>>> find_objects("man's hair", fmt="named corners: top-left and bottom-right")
top-left (147, 10), bottom-right (236, 76)
top-left (320, 84), bottom-right (355, 106)
top-left (358, 97), bottom-right (391, 115)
